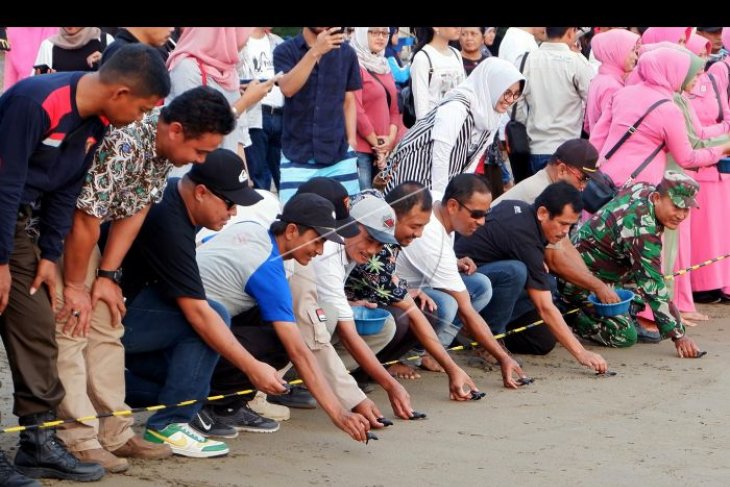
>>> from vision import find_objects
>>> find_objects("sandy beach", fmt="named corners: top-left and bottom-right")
top-left (0, 303), bottom-right (728, 486)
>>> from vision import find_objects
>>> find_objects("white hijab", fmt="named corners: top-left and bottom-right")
top-left (452, 57), bottom-right (525, 132)
top-left (351, 27), bottom-right (391, 74)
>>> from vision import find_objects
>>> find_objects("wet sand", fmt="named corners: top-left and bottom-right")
top-left (0, 303), bottom-right (728, 486)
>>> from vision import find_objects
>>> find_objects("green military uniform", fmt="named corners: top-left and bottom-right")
top-left (561, 171), bottom-right (700, 347)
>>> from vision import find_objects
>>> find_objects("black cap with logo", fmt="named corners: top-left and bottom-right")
top-left (187, 149), bottom-right (263, 206)
top-left (278, 193), bottom-right (344, 244)
top-left (294, 177), bottom-right (359, 238)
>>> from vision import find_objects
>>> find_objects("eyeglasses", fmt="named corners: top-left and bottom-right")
top-left (207, 187), bottom-right (236, 210)
top-left (565, 165), bottom-right (590, 184)
top-left (368, 30), bottom-right (390, 38)
top-left (502, 89), bottom-right (522, 103)
top-left (455, 199), bottom-right (487, 219)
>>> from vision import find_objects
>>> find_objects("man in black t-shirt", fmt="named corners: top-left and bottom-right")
top-left (118, 149), bottom-right (274, 459)
top-left (455, 181), bottom-right (608, 373)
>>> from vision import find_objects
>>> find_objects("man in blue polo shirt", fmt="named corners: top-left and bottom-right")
top-left (0, 44), bottom-right (169, 485)
top-left (274, 27), bottom-right (362, 202)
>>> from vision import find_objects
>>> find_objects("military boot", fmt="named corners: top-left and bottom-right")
top-left (14, 411), bottom-right (105, 481)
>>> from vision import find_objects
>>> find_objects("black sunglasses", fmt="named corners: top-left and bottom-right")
top-left (455, 199), bottom-right (487, 219)
top-left (207, 187), bottom-right (236, 210)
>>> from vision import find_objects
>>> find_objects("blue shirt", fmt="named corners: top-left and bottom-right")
top-left (0, 72), bottom-right (107, 263)
top-left (197, 222), bottom-right (295, 322)
top-left (274, 33), bottom-right (361, 166)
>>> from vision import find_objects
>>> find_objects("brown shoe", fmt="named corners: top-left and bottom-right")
top-left (74, 448), bottom-right (129, 473)
top-left (110, 434), bottom-right (173, 460)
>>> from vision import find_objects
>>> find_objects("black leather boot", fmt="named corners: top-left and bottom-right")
top-left (0, 450), bottom-right (40, 487)
top-left (14, 411), bottom-right (105, 482)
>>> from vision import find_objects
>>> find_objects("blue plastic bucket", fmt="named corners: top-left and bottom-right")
top-left (352, 306), bottom-right (389, 336)
top-left (587, 289), bottom-right (635, 317)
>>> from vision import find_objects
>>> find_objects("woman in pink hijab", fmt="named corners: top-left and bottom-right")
top-left (640, 27), bottom-right (692, 46)
top-left (584, 29), bottom-right (640, 134)
top-left (590, 47), bottom-right (730, 187)
top-left (166, 28), bottom-right (274, 165)
top-left (688, 31), bottom-right (730, 304)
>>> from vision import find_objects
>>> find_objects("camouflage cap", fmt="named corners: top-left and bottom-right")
top-left (658, 170), bottom-right (700, 209)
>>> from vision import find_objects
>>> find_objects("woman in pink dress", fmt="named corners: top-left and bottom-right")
top-left (590, 46), bottom-right (730, 331)
top-left (689, 30), bottom-right (730, 304)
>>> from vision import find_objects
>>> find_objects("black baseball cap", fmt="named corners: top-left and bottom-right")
top-left (295, 177), bottom-right (359, 238)
top-left (187, 149), bottom-right (263, 206)
top-left (550, 139), bottom-right (599, 175)
top-left (278, 193), bottom-right (344, 244)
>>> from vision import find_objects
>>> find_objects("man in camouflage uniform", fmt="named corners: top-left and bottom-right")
top-left (561, 171), bottom-right (703, 358)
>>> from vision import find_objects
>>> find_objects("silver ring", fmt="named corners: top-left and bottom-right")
top-left (72, 310), bottom-right (81, 318)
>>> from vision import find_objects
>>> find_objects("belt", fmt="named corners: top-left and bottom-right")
top-left (261, 104), bottom-right (283, 115)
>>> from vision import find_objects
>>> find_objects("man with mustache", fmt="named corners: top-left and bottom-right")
top-left (561, 171), bottom-right (703, 358)
top-left (455, 180), bottom-right (608, 373)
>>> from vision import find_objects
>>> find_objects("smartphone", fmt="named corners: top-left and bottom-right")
top-left (33, 64), bottom-right (50, 74)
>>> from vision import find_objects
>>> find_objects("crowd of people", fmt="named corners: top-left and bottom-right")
top-left (0, 26), bottom-right (727, 486)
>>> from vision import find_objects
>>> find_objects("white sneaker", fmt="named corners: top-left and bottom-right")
top-left (144, 423), bottom-right (229, 458)
top-left (247, 392), bottom-right (291, 421)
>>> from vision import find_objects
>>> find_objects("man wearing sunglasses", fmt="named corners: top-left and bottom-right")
top-left (455, 181), bottom-right (609, 374)
top-left (114, 149), bottom-right (284, 459)
top-left (395, 174), bottom-right (528, 386)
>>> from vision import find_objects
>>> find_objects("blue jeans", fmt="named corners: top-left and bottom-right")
top-left (245, 109), bottom-right (282, 191)
top-left (122, 286), bottom-right (231, 431)
top-left (476, 260), bottom-right (532, 335)
top-left (356, 151), bottom-right (374, 190)
top-left (529, 154), bottom-right (552, 175)
top-left (422, 272), bottom-right (493, 347)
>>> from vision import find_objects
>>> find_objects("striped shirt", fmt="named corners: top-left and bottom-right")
top-left (383, 93), bottom-right (493, 193)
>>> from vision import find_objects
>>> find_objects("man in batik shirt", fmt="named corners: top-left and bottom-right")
top-left (561, 171), bottom-right (703, 358)
top-left (53, 87), bottom-right (235, 471)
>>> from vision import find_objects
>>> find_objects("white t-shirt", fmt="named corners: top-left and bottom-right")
top-left (244, 35), bottom-right (284, 108)
top-left (411, 44), bottom-right (465, 120)
top-left (312, 240), bottom-right (357, 322)
top-left (491, 167), bottom-right (552, 207)
top-left (196, 189), bottom-right (281, 246)
top-left (396, 211), bottom-right (466, 292)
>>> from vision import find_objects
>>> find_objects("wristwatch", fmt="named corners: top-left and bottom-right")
top-left (96, 268), bottom-right (123, 285)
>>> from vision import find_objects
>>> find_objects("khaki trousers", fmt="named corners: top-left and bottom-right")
top-left (54, 246), bottom-right (134, 452)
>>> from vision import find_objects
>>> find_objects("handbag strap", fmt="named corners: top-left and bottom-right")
top-left (707, 72), bottom-right (724, 123)
top-left (367, 70), bottom-right (392, 109)
top-left (510, 51), bottom-right (530, 120)
top-left (626, 141), bottom-right (665, 184)
top-left (604, 98), bottom-right (669, 160)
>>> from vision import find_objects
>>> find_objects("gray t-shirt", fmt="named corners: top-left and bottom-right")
top-left (197, 221), bottom-right (294, 321)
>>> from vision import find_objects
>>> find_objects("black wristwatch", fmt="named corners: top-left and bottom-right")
top-left (96, 268), bottom-right (123, 285)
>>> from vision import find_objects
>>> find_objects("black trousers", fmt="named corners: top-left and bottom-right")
top-left (208, 307), bottom-right (289, 408)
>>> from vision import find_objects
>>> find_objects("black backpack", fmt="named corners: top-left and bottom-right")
top-left (400, 49), bottom-right (432, 128)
